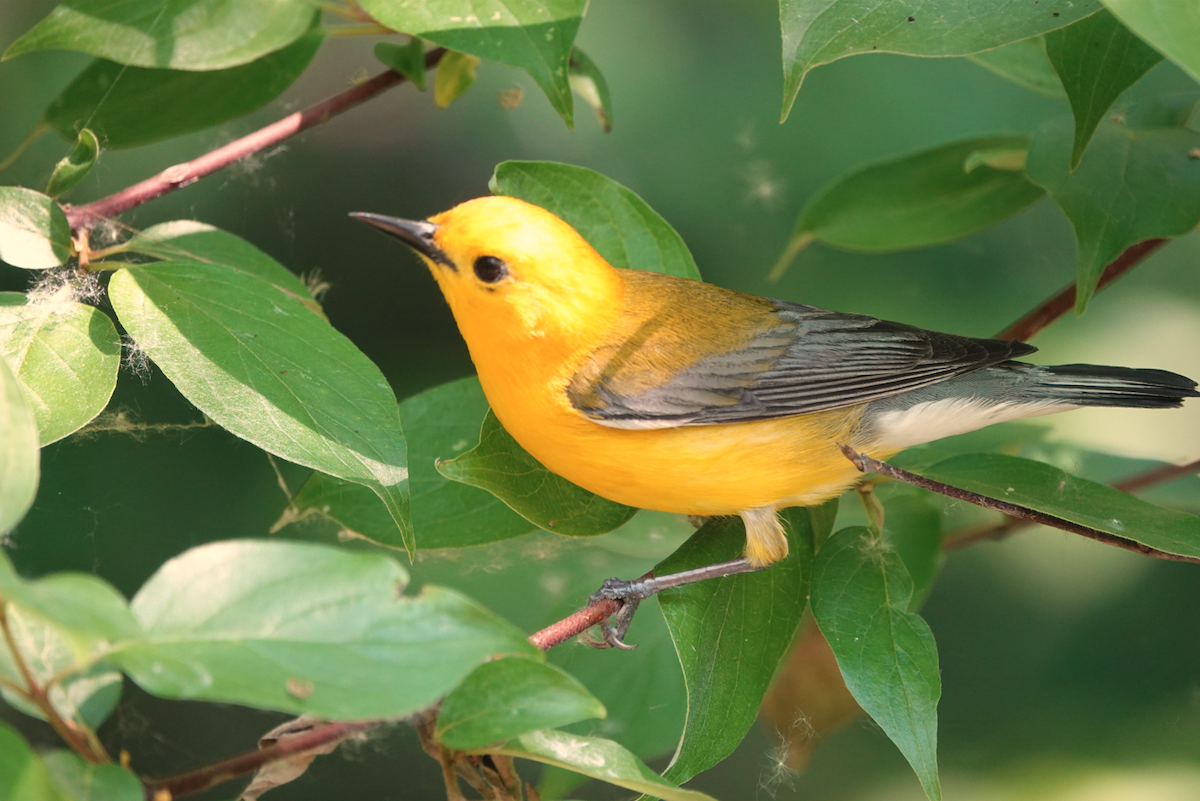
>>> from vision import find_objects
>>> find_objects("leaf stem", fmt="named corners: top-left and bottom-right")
top-left (997, 238), bottom-right (1168, 341)
top-left (0, 604), bottom-right (110, 763)
top-left (840, 446), bottom-right (1200, 565)
top-left (323, 23), bottom-right (392, 36)
top-left (64, 49), bottom-right (447, 231)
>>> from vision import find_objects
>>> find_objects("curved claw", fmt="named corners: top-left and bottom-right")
top-left (587, 581), bottom-right (645, 649)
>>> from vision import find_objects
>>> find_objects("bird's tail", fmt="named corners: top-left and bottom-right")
top-left (1024, 363), bottom-right (1200, 409)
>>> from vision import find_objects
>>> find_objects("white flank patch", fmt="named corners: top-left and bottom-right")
top-left (873, 397), bottom-right (1076, 449)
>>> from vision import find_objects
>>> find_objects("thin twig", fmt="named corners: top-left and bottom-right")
top-left (997, 238), bottom-right (1168, 342)
top-left (528, 597), bottom-right (622, 651)
top-left (840, 445), bottom-right (1200, 564)
top-left (144, 720), bottom-right (374, 797)
top-left (64, 49), bottom-right (446, 232)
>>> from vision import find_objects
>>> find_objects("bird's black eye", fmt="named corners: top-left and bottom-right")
top-left (473, 255), bottom-right (508, 284)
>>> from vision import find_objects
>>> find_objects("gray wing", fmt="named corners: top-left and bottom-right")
top-left (569, 299), bottom-right (1037, 429)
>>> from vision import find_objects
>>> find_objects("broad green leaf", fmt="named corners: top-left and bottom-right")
top-left (437, 656), bottom-right (606, 749)
top-left (4, 0), bottom-right (316, 70)
top-left (0, 723), bottom-right (71, 801)
top-left (1026, 116), bottom-right (1200, 312)
top-left (43, 30), bottom-right (323, 150)
top-left (1045, 10), bottom-right (1164, 170)
top-left (108, 261), bottom-right (412, 550)
top-left (1103, 0), bottom-right (1200, 84)
top-left (811, 527), bottom-right (941, 801)
top-left (967, 37), bottom-right (1065, 98)
top-left (433, 50), bottom-right (480, 108)
top-left (475, 729), bottom-right (717, 801)
top-left (437, 410), bottom-right (637, 537)
top-left (0, 187), bottom-right (71, 270)
top-left (918, 453), bottom-right (1200, 558)
top-left (779, 0), bottom-right (1098, 121)
top-left (44, 129), bottom-right (99, 198)
top-left (374, 39), bottom-right (426, 90)
top-left (772, 137), bottom-right (1044, 278)
top-left (122, 222), bottom-right (313, 300)
top-left (491, 161), bottom-right (701, 279)
top-left (656, 504), bottom-right (827, 786)
top-left (0, 293), bottom-right (121, 445)
top-left (0, 607), bottom-right (123, 731)
top-left (0, 357), bottom-right (38, 533)
top-left (283, 378), bottom-right (535, 549)
top-left (108, 540), bottom-right (538, 718)
top-left (568, 48), bottom-right (613, 132)
top-left (39, 753), bottom-right (142, 801)
top-left (358, 0), bottom-right (585, 128)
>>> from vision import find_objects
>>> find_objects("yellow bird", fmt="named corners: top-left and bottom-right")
top-left (354, 195), bottom-right (1197, 580)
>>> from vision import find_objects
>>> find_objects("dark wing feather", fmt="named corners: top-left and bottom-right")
top-left (573, 299), bottom-right (1036, 428)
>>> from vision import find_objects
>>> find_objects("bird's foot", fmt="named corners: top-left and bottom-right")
top-left (586, 558), bottom-right (765, 649)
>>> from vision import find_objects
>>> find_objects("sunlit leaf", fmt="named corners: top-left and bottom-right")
top-left (4, 0), bottom-right (316, 70)
top-left (108, 540), bottom-right (538, 718)
top-left (0, 187), bottom-right (71, 270)
top-left (108, 261), bottom-right (411, 550)
top-left (0, 293), bottom-right (121, 445)
top-left (0, 357), bottom-right (39, 532)
top-left (568, 48), bottom-right (613, 132)
top-left (433, 50), bottom-right (480, 108)
top-left (44, 129), bottom-right (99, 198)
top-left (1103, 0), bottom-right (1200, 84)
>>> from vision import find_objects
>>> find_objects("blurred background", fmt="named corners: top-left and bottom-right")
top-left (2, 0), bottom-right (1200, 799)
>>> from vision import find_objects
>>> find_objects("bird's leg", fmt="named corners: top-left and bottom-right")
top-left (587, 558), bottom-right (765, 649)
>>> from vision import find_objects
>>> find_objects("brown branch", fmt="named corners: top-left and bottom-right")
top-left (528, 597), bottom-right (621, 651)
top-left (841, 445), bottom-right (1200, 564)
top-left (997, 238), bottom-right (1168, 342)
top-left (946, 456), bottom-right (1200, 551)
top-left (143, 720), bottom-right (374, 797)
top-left (64, 48), bottom-right (446, 231)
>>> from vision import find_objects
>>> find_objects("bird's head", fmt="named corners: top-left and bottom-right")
top-left (353, 196), bottom-right (624, 354)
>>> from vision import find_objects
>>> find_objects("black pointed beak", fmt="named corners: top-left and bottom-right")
top-left (350, 211), bottom-right (455, 269)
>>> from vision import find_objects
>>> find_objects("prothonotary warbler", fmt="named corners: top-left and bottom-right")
top-left (354, 196), bottom-right (1198, 638)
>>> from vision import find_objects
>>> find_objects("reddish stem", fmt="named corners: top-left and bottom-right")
top-left (997, 238), bottom-right (1168, 342)
top-left (65, 49), bottom-right (446, 231)
top-left (528, 597), bottom-right (621, 651)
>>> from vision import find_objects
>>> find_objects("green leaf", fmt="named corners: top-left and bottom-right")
top-left (657, 504), bottom-right (829, 786)
top-left (0, 723), bottom-right (71, 801)
top-left (779, 0), bottom-right (1098, 121)
top-left (1103, 0), bottom-right (1200, 84)
top-left (1045, 10), bottom-right (1164, 170)
top-left (0, 293), bottom-right (121, 445)
top-left (490, 161), bottom-right (701, 279)
top-left (43, 30), bottom-right (323, 150)
top-left (811, 527), bottom-right (941, 801)
top-left (0, 607), bottom-right (123, 731)
top-left (358, 0), bottom-right (585, 128)
top-left (39, 753), bottom-right (142, 801)
top-left (918, 453), bottom-right (1200, 558)
top-left (437, 656), bottom-right (606, 749)
top-left (476, 729), bottom-right (717, 801)
top-left (437, 410), bottom-right (637, 537)
top-left (108, 540), bottom-right (538, 718)
top-left (0, 356), bottom-right (39, 533)
top-left (967, 37), bottom-right (1066, 98)
top-left (433, 50), bottom-right (480, 108)
top-left (0, 187), bottom-right (71, 270)
top-left (44, 129), bottom-right (99, 198)
top-left (568, 47), bottom-right (613, 132)
top-left (375, 39), bottom-right (427, 90)
top-left (772, 137), bottom-right (1045, 277)
top-left (284, 378), bottom-right (535, 550)
top-left (4, 0), bottom-right (316, 70)
top-left (107, 261), bottom-right (412, 551)
top-left (122, 222), bottom-right (313, 301)
top-left (1025, 115), bottom-right (1200, 312)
